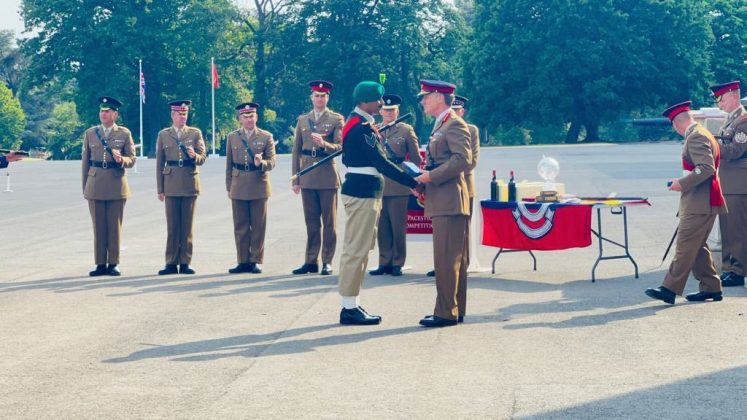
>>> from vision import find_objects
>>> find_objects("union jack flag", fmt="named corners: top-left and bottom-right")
top-left (139, 71), bottom-right (146, 104)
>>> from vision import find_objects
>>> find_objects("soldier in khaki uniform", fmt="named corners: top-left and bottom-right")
top-left (414, 80), bottom-right (472, 327)
top-left (291, 80), bottom-right (344, 276)
top-left (646, 101), bottom-right (726, 304)
top-left (226, 102), bottom-right (276, 274)
top-left (82, 97), bottom-right (136, 277)
top-left (710, 81), bottom-right (747, 287)
top-left (155, 100), bottom-right (207, 275)
top-left (369, 94), bottom-right (421, 277)
top-left (425, 94), bottom-right (481, 278)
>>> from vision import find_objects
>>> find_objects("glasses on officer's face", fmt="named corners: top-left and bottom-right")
top-left (716, 95), bottom-right (726, 105)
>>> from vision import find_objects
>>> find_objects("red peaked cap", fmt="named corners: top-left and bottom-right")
top-left (169, 100), bottom-right (191, 112)
top-left (709, 81), bottom-right (740, 97)
top-left (309, 80), bottom-right (334, 94)
top-left (418, 79), bottom-right (456, 96)
top-left (235, 102), bottom-right (260, 114)
top-left (661, 100), bottom-right (692, 122)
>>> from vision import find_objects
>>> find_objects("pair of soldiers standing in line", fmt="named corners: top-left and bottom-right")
top-left (646, 80), bottom-right (747, 304)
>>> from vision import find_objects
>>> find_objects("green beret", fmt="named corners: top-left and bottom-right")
top-left (353, 81), bottom-right (385, 103)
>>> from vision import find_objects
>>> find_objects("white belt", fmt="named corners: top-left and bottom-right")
top-left (346, 166), bottom-right (380, 176)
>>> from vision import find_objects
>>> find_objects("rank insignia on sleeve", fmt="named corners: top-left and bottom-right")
top-left (364, 133), bottom-right (377, 148)
top-left (735, 132), bottom-right (747, 144)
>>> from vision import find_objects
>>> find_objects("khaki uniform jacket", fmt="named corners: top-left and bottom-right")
top-left (291, 109), bottom-right (344, 189)
top-left (225, 127), bottom-right (276, 200)
top-left (382, 122), bottom-right (422, 196)
top-left (679, 123), bottom-right (726, 215)
top-left (717, 106), bottom-right (747, 194)
top-left (82, 124), bottom-right (136, 200)
top-left (156, 126), bottom-right (207, 196)
top-left (464, 123), bottom-right (480, 198)
top-left (424, 110), bottom-right (472, 217)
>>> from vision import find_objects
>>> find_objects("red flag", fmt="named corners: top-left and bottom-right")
top-left (481, 201), bottom-right (592, 250)
top-left (212, 62), bottom-right (220, 89)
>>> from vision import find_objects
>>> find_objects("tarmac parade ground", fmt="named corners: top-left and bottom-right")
top-left (1, 142), bottom-right (746, 419)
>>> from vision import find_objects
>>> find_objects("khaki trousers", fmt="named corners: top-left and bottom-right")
top-left (338, 195), bottom-right (381, 297)
top-left (377, 196), bottom-right (409, 267)
top-left (432, 215), bottom-right (469, 319)
top-left (88, 199), bottom-right (125, 265)
top-left (301, 188), bottom-right (338, 264)
top-left (165, 196), bottom-right (197, 265)
top-left (719, 194), bottom-right (747, 276)
top-left (232, 198), bottom-right (267, 264)
top-left (663, 213), bottom-right (721, 295)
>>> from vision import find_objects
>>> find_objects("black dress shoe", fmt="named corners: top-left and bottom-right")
top-left (292, 263), bottom-right (319, 275)
top-left (419, 315), bottom-right (458, 327)
top-left (645, 286), bottom-right (676, 304)
top-left (158, 264), bottom-right (178, 275)
top-left (89, 265), bottom-right (108, 277)
top-left (685, 291), bottom-right (723, 302)
top-left (228, 263), bottom-right (253, 274)
top-left (321, 263), bottom-right (333, 275)
top-left (107, 264), bottom-right (121, 276)
top-left (720, 272), bottom-right (731, 280)
top-left (721, 273), bottom-right (745, 287)
top-left (340, 307), bottom-right (381, 325)
top-left (179, 264), bottom-right (196, 274)
top-left (390, 266), bottom-right (403, 276)
top-left (368, 265), bottom-right (391, 276)
top-left (250, 263), bottom-right (262, 274)
top-left (426, 270), bottom-right (435, 277)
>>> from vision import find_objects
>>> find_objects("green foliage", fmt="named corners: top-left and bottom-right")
top-left (43, 101), bottom-right (85, 160)
top-left (708, 0), bottom-right (747, 83)
top-left (0, 83), bottom-right (26, 148)
top-left (465, 0), bottom-right (714, 143)
top-left (21, 0), bottom-right (251, 156)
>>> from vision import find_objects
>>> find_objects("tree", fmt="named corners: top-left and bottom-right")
top-left (21, 0), bottom-right (252, 156)
top-left (0, 82), bottom-right (26, 149)
top-left (464, 0), bottom-right (714, 143)
top-left (43, 101), bottom-right (85, 160)
top-left (708, 0), bottom-right (747, 84)
top-left (0, 30), bottom-right (27, 97)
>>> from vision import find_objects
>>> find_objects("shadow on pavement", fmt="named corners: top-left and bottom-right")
top-left (517, 364), bottom-right (747, 419)
top-left (103, 324), bottom-right (421, 363)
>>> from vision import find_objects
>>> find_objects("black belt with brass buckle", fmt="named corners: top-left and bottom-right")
top-left (89, 160), bottom-right (119, 169)
top-left (302, 149), bottom-right (330, 158)
top-left (166, 160), bottom-right (195, 168)
top-left (232, 163), bottom-right (260, 172)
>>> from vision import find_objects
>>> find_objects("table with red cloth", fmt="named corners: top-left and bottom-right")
top-left (480, 198), bottom-right (651, 282)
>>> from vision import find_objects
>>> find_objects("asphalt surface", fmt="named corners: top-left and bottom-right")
top-left (1, 142), bottom-right (746, 419)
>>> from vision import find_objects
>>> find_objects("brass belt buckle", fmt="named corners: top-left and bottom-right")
top-left (102, 160), bottom-right (108, 169)
top-left (311, 147), bottom-right (317, 158)
top-left (178, 158), bottom-right (184, 168)
top-left (245, 163), bottom-right (250, 171)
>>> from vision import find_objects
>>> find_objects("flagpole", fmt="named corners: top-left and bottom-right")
top-left (139, 59), bottom-right (144, 159)
top-left (210, 57), bottom-right (217, 157)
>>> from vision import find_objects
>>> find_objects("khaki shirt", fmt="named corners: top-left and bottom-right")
top-left (291, 109), bottom-right (344, 189)
top-left (225, 127), bottom-right (276, 200)
top-left (82, 124), bottom-right (136, 200)
top-left (381, 122), bottom-right (422, 196)
top-left (464, 123), bottom-right (480, 198)
top-left (155, 126), bottom-right (207, 196)
top-left (679, 123), bottom-right (726, 215)
top-left (424, 110), bottom-right (472, 217)
top-left (717, 106), bottom-right (747, 194)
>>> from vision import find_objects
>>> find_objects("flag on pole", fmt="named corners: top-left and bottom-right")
top-left (212, 62), bottom-right (220, 89)
top-left (139, 70), bottom-right (146, 103)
